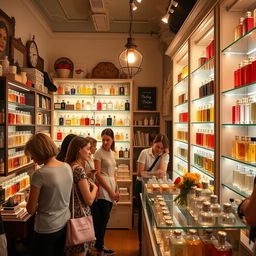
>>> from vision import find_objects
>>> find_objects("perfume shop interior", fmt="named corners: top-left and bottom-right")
top-left (0, 0), bottom-right (256, 255)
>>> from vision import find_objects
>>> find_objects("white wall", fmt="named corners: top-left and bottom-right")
top-left (1, 0), bottom-right (164, 110)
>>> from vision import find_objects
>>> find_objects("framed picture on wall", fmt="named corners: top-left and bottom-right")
top-left (138, 87), bottom-right (156, 111)
top-left (10, 37), bottom-right (27, 68)
top-left (0, 9), bottom-right (15, 61)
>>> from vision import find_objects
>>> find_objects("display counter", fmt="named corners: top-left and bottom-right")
top-left (141, 177), bottom-right (248, 256)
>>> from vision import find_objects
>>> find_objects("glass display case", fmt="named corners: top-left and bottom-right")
top-left (141, 177), bottom-right (247, 256)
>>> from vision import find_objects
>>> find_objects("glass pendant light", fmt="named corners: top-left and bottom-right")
top-left (119, 0), bottom-right (143, 78)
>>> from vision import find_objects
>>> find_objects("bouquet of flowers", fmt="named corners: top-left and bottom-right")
top-left (174, 173), bottom-right (201, 207)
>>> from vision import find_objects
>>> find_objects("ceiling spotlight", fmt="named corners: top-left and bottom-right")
top-left (172, 1), bottom-right (178, 7)
top-left (161, 13), bottom-right (170, 24)
top-left (131, 2), bottom-right (137, 11)
top-left (136, 0), bottom-right (142, 3)
top-left (169, 8), bottom-right (174, 13)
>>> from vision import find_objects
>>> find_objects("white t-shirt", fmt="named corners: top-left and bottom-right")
top-left (94, 147), bottom-right (116, 203)
top-left (137, 148), bottom-right (169, 181)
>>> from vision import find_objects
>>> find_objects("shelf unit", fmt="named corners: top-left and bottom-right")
top-left (0, 77), bottom-right (53, 176)
top-left (167, 0), bottom-right (256, 253)
top-left (53, 78), bottom-right (133, 229)
top-left (132, 110), bottom-right (160, 174)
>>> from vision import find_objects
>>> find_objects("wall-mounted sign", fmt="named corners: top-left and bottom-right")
top-left (138, 87), bottom-right (156, 110)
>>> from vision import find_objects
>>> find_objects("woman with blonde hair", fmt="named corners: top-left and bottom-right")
top-left (25, 133), bottom-right (73, 256)
top-left (65, 136), bottom-right (98, 256)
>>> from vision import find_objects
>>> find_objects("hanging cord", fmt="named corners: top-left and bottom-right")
top-left (129, 0), bottom-right (133, 38)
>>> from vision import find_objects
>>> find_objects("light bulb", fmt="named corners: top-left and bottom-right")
top-left (172, 1), bottom-right (178, 7)
top-left (161, 13), bottom-right (170, 24)
top-left (136, 0), bottom-right (142, 3)
top-left (132, 2), bottom-right (137, 11)
top-left (127, 51), bottom-right (136, 63)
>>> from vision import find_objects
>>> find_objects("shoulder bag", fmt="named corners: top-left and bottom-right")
top-left (66, 184), bottom-right (96, 246)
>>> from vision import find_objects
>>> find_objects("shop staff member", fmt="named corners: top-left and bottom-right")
top-left (25, 133), bottom-right (73, 256)
top-left (238, 177), bottom-right (256, 256)
top-left (92, 128), bottom-right (119, 256)
top-left (135, 134), bottom-right (169, 254)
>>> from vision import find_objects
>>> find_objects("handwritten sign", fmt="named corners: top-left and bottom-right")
top-left (138, 87), bottom-right (156, 110)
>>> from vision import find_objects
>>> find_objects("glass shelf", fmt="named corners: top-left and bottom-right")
top-left (222, 183), bottom-right (248, 199)
top-left (222, 124), bottom-right (256, 127)
top-left (8, 144), bottom-right (26, 149)
top-left (191, 144), bottom-right (214, 152)
top-left (222, 155), bottom-right (256, 168)
top-left (8, 101), bottom-right (34, 109)
top-left (174, 122), bottom-right (188, 125)
top-left (191, 122), bottom-right (214, 125)
top-left (174, 139), bottom-right (188, 145)
top-left (54, 109), bottom-right (129, 112)
top-left (173, 170), bottom-right (183, 177)
top-left (174, 76), bottom-right (188, 88)
top-left (174, 102), bottom-right (188, 108)
top-left (221, 82), bottom-right (256, 96)
top-left (54, 125), bottom-right (130, 128)
top-left (54, 94), bottom-right (130, 97)
top-left (191, 57), bottom-right (215, 75)
top-left (143, 185), bottom-right (247, 230)
top-left (222, 27), bottom-right (256, 55)
top-left (192, 94), bottom-right (214, 104)
top-left (191, 164), bottom-right (214, 179)
top-left (174, 155), bottom-right (188, 163)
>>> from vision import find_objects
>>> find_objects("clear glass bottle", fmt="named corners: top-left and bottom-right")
top-left (212, 231), bottom-right (232, 256)
top-left (185, 229), bottom-right (203, 256)
top-left (210, 195), bottom-right (221, 223)
top-left (198, 201), bottom-right (215, 226)
top-left (218, 203), bottom-right (236, 226)
top-left (201, 181), bottom-right (212, 201)
top-left (170, 230), bottom-right (186, 256)
top-left (232, 165), bottom-right (239, 188)
top-left (200, 229), bottom-right (217, 256)
top-left (192, 188), bottom-right (204, 220)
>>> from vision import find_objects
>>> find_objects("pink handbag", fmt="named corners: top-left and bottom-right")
top-left (66, 185), bottom-right (96, 246)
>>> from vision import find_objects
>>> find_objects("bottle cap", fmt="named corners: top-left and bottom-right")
top-left (210, 194), bottom-right (218, 204)
top-left (202, 181), bottom-right (209, 189)
top-left (239, 17), bottom-right (244, 23)
top-left (174, 230), bottom-right (182, 236)
top-left (246, 11), bottom-right (252, 17)
top-left (223, 202), bottom-right (232, 213)
top-left (202, 201), bottom-right (211, 212)
top-left (251, 137), bottom-right (256, 142)
top-left (205, 229), bottom-right (213, 235)
top-left (188, 229), bottom-right (197, 235)
top-left (229, 198), bottom-right (234, 203)
top-left (218, 231), bottom-right (227, 245)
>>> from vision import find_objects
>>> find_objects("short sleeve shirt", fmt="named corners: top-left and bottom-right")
top-left (137, 148), bottom-right (169, 180)
top-left (94, 147), bottom-right (116, 202)
top-left (31, 163), bottom-right (73, 233)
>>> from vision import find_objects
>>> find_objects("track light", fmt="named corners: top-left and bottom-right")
top-left (136, 0), bottom-right (142, 3)
top-left (131, 2), bottom-right (137, 11)
top-left (161, 13), bottom-right (170, 24)
top-left (172, 1), bottom-right (178, 7)
top-left (169, 8), bottom-right (174, 13)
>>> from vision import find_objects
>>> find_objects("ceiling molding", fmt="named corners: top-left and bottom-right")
top-left (165, 0), bottom-right (218, 57)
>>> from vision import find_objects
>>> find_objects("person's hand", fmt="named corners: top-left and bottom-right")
top-left (153, 169), bottom-right (165, 179)
top-left (88, 180), bottom-right (98, 191)
top-left (161, 148), bottom-right (169, 158)
top-left (110, 191), bottom-right (120, 201)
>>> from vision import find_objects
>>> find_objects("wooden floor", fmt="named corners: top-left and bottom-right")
top-left (104, 228), bottom-right (139, 256)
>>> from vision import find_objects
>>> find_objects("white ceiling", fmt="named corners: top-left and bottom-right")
top-left (31, 0), bottom-right (171, 34)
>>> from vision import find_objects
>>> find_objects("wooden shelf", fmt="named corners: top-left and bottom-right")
top-left (3, 163), bottom-right (35, 176)
top-left (36, 107), bottom-right (51, 112)
top-left (36, 124), bottom-right (51, 127)
top-left (133, 110), bottom-right (160, 113)
top-left (8, 124), bottom-right (35, 127)
top-left (133, 125), bottom-right (160, 128)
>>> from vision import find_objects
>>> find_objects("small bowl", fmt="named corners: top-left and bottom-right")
top-left (56, 68), bottom-right (70, 78)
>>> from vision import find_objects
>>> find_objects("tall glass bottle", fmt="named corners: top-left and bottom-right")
top-left (185, 229), bottom-right (203, 256)
top-left (200, 229), bottom-right (217, 256)
top-left (218, 203), bottom-right (236, 226)
top-left (192, 188), bottom-right (204, 219)
top-left (198, 201), bottom-right (215, 226)
top-left (236, 136), bottom-right (246, 160)
top-left (170, 230), bottom-right (186, 256)
top-left (212, 231), bottom-right (232, 256)
top-left (209, 195), bottom-right (221, 223)
top-left (201, 181), bottom-right (212, 201)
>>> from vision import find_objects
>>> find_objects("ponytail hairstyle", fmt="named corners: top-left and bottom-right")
top-left (101, 128), bottom-right (115, 152)
top-left (153, 134), bottom-right (169, 149)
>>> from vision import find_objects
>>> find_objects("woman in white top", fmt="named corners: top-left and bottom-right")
top-left (92, 128), bottom-right (119, 256)
top-left (135, 134), bottom-right (169, 253)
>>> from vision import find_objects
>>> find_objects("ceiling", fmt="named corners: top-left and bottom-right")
top-left (31, 0), bottom-right (197, 38)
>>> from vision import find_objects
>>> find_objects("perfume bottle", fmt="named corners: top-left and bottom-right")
top-left (85, 116), bottom-right (90, 126)
top-left (107, 115), bottom-right (112, 126)
top-left (124, 117), bottom-right (130, 126)
top-left (200, 229), bottom-right (217, 256)
top-left (243, 11), bottom-right (254, 34)
top-left (65, 115), bottom-right (71, 125)
top-left (201, 181), bottom-right (212, 201)
top-left (71, 86), bottom-right (76, 95)
top-left (107, 101), bottom-right (113, 110)
top-left (235, 17), bottom-right (244, 40)
top-left (232, 136), bottom-right (239, 158)
top-left (57, 130), bottom-right (62, 140)
top-left (57, 85), bottom-right (63, 95)
top-left (236, 136), bottom-right (246, 160)
top-left (81, 100), bottom-right (85, 110)
top-left (119, 85), bottom-right (124, 95)
top-left (95, 117), bottom-right (100, 126)
top-left (192, 188), bottom-right (205, 219)
top-left (119, 147), bottom-right (124, 158)
top-left (237, 166), bottom-right (246, 191)
top-left (170, 230), bottom-right (186, 256)
top-left (80, 117), bottom-right (85, 126)
top-left (185, 229), bottom-right (203, 256)
top-left (54, 100), bottom-right (61, 110)
top-left (218, 203), bottom-right (236, 226)
top-left (76, 100), bottom-right (81, 110)
top-left (125, 100), bottom-right (130, 111)
top-left (110, 86), bottom-right (115, 95)
top-left (97, 100), bottom-right (102, 111)
top-left (59, 115), bottom-right (64, 126)
top-left (212, 231), bottom-right (232, 256)
top-left (102, 101), bottom-right (107, 110)
top-left (187, 186), bottom-right (197, 215)
top-left (198, 201), bottom-right (215, 226)
top-left (61, 100), bottom-right (66, 110)
top-left (71, 115), bottom-right (76, 126)
top-left (210, 195), bottom-right (221, 222)
top-left (124, 148), bottom-right (129, 158)
top-left (90, 116), bottom-right (95, 126)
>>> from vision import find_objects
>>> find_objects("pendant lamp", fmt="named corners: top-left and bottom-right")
top-left (119, 0), bottom-right (143, 78)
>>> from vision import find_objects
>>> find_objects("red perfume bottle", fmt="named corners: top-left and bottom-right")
top-left (243, 11), bottom-right (254, 34)
top-left (235, 17), bottom-right (244, 40)
top-left (97, 100), bottom-right (102, 111)
top-left (57, 130), bottom-right (62, 140)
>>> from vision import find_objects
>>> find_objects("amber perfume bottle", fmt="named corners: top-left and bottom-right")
top-left (212, 231), bottom-right (232, 256)
top-left (170, 230), bottom-right (187, 256)
top-left (200, 229), bottom-right (217, 256)
top-left (232, 136), bottom-right (239, 158)
top-left (185, 229), bottom-right (203, 256)
top-left (236, 136), bottom-right (246, 160)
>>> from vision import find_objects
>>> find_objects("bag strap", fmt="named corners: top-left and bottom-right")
top-left (147, 155), bottom-right (161, 172)
top-left (73, 183), bottom-right (87, 216)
